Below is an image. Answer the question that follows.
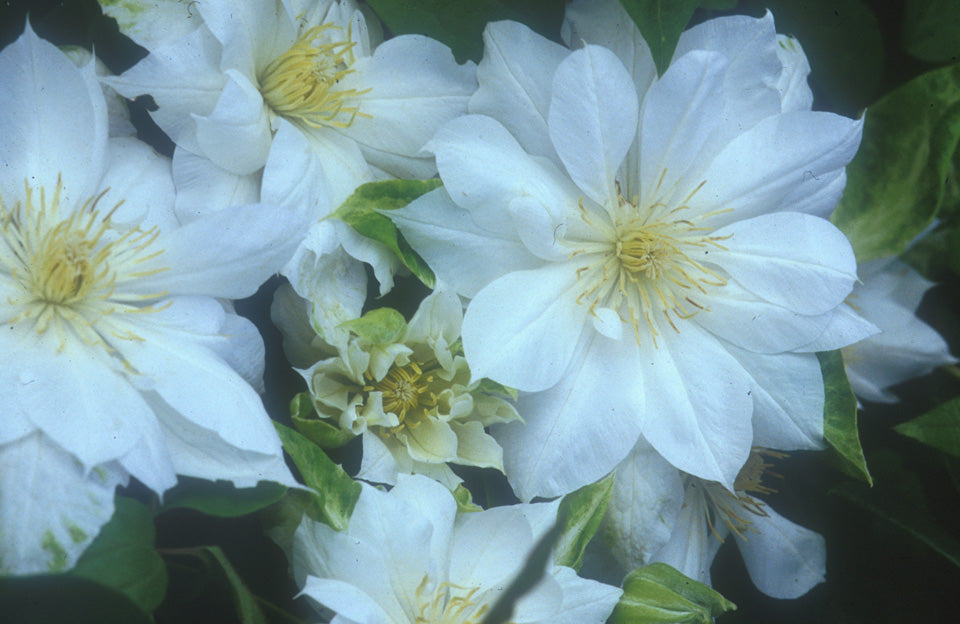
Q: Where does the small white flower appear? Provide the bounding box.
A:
[392,12,875,500]
[843,258,957,402]
[0,24,300,574]
[300,291,520,489]
[604,441,825,599]
[293,474,622,624]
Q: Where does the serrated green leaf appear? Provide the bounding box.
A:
[610,562,736,624]
[334,179,441,287]
[619,0,736,75]
[482,521,564,624]
[831,62,960,261]
[69,497,166,614]
[895,397,960,458]
[553,473,614,570]
[160,477,287,518]
[365,0,564,63]
[832,451,960,569]
[290,392,355,449]
[275,422,361,531]
[903,0,960,63]
[819,351,872,485]
[453,484,482,512]
[197,546,267,624]
[339,307,408,345]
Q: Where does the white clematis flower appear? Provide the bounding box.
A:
[293,474,622,624]
[391,12,874,500]
[604,441,825,599]
[843,258,956,402]
[299,291,520,489]
[0,25,300,574]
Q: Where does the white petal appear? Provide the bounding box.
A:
[105,25,225,155]
[700,111,864,226]
[391,187,543,299]
[722,344,825,450]
[172,148,259,223]
[450,506,534,591]
[99,0,199,51]
[652,489,722,587]
[736,504,826,599]
[561,0,657,97]
[795,303,879,353]
[98,137,177,230]
[193,69,273,175]
[709,212,857,315]
[496,331,645,501]
[0,432,126,575]
[339,35,475,177]
[471,20,570,160]
[195,0,295,76]
[356,431,400,486]
[0,22,107,208]
[392,474,458,566]
[639,323,753,488]
[299,577,394,624]
[603,440,686,571]
[462,262,589,392]
[133,203,304,299]
[550,565,622,624]
[549,45,638,207]
[3,326,158,469]
[775,35,814,112]
[429,115,581,232]
[639,50,727,208]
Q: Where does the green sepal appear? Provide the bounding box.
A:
[553,473,614,571]
[831,61,960,261]
[334,179,440,287]
[339,307,408,345]
[895,397,960,458]
[609,562,736,624]
[619,0,736,76]
[290,392,354,449]
[69,497,167,614]
[819,351,872,485]
[475,377,518,401]
[274,422,362,531]
[453,484,482,512]
[160,477,287,518]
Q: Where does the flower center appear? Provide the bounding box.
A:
[691,448,785,541]
[365,360,438,438]
[1,178,168,348]
[414,576,508,624]
[258,23,370,129]
[571,182,730,347]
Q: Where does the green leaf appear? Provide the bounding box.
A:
[619,0,736,75]
[274,422,362,531]
[553,473,614,571]
[610,563,736,624]
[160,477,287,518]
[453,484,483,512]
[895,397,960,458]
[364,0,564,63]
[0,574,153,624]
[903,0,960,63]
[70,497,167,614]
[901,223,960,280]
[819,351,872,485]
[334,179,441,287]
[481,520,565,624]
[290,392,355,449]
[339,307,408,345]
[197,546,268,624]
[832,451,960,569]
[831,62,960,261]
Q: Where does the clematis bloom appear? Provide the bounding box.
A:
[0,24,299,574]
[392,10,876,500]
